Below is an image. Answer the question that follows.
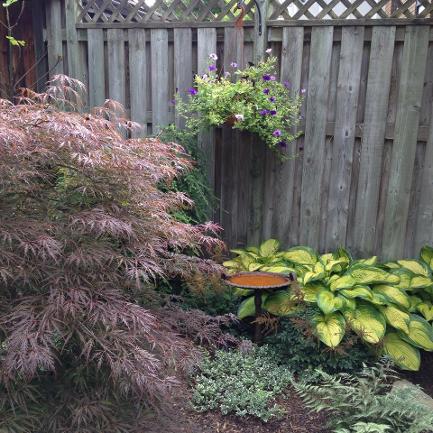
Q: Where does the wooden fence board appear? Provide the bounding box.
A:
[107,29,126,105]
[174,29,193,129]
[354,26,396,257]
[271,27,304,246]
[415,109,433,250]
[382,25,430,260]
[326,26,364,250]
[65,0,80,79]
[46,0,63,75]
[128,29,147,136]
[150,29,169,133]
[300,26,334,249]
[87,29,105,108]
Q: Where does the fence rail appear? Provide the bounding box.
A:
[41,0,433,259]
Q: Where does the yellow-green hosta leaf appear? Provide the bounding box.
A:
[223,259,241,270]
[356,256,378,266]
[420,246,433,271]
[261,265,295,274]
[240,254,256,270]
[325,258,349,274]
[313,312,346,348]
[338,295,356,310]
[263,290,300,316]
[417,302,433,321]
[410,275,433,289]
[248,263,263,272]
[384,262,401,269]
[330,275,357,291]
[369,292,388,306]
[320,253,334,264]
[393,269,412,290]
[230,248,248,256]
[339,286,373,301]
[379,306,410,334]
[372,285,411,310]
[403,315,433,351]
[233,287,254,297]
[317,289,344,315]
[397,260,430,277]
[343,304,386,344]
[237,293,269,319]
[303,270,326,285]
[349,265,400,285]
[301,283,324,302]
[383,332,421,371]
[284,246,318,266]
[259,239,280,257]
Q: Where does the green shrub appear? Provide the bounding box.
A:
[265,311,375,378]
[293,363,433,433]
[191,346,292,421]
[224,239,433,371]
[159,125,214,224]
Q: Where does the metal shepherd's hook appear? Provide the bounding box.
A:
[235,0,263,35]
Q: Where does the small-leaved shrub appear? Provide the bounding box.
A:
[266,311,375,378]
[192,346,292,421]
[293,363,433,433]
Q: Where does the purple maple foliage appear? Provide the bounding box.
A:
[0,76,224,432]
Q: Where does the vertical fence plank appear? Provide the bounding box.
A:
[326,26,364,250]
[221,27,244,245]
[174,29,193,129]
[107,29,126,106]
[354,26,396,257]
[65,0,80,79]
[197,28,217,216]
[151,29,169,134]
[299,26,334,249]
[271,27,304,247]
[46,0,63,76]
[382,26,430,260]
[128,29,147,136]
[415,108,433,250]
[87,29,105,108]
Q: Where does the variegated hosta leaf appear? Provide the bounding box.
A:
[383,332,421,371]
[317,289,345,315]
[260,265,295,274]
[313,312,346,348]
[409,295,423,312]
[339,285,373,301]
[330,275,357,291]
[379,306,410,334]
[263,290,300,316]
[343,304,386,344]
[237,293,269,319]
[372,285,411,310]
[392,269,433,290]
[401,315,433,351]
[355,256,378,266]
[301,283,324,302]
[397,260,430,277]
[324,257,349,274]
[259,238,280,257]
[420,245,433,271]
[232,287,254,297]
[348,264,400,285]
[284,246,318,266]
[417,302,433,321]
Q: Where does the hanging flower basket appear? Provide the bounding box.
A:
[176,52,304,159]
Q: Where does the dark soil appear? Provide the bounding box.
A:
[403,351,433,397]
[148,385,330,433]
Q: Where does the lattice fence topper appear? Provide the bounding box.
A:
[77,0,255,23]
[77,0,433,23]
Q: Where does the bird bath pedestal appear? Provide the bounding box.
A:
[225,271,293,343]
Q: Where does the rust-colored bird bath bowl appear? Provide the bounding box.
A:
[225,271,294,343]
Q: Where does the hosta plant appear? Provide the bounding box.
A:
[224,240,433,371]
[176,53,303,157]
[0,76,223,433]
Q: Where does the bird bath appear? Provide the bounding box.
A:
[225,271,294,343]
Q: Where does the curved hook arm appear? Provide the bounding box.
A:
[236,0,262,35]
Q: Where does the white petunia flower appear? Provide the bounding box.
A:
[234,114,244,121]
[209,53,218,61]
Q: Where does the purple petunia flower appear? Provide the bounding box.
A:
[269,96,276,102]
[270,75,276,81]
[283,81,291,89]
[262,74,271,81]
[230,62,238,68]
[273,129,282,137]
[209,64,217,72]
[188,88,198,96]
[278,140,287,148]
[169,99,176,105]
[263,88,270,95]
[259,109,269,116]
[270,109,277,116]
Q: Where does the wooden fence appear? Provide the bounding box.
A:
[40,0,433,260]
